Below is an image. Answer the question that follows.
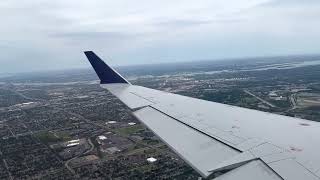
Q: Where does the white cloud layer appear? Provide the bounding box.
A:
[0,0,320,72]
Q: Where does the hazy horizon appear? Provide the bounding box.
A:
[1,53,319,77]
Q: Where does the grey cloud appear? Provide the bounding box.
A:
[153,17,245,29]
[154,19,212,28]
[51,31,140,39]
[258,0,320,7]
[48,31,147,48]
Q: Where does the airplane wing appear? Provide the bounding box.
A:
[84,51,320,180]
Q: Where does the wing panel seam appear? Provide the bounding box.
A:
[148,105,242,153]
[130,92,156,104]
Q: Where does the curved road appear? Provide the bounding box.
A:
[64,138,95,175]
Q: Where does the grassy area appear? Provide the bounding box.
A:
[145,139,160,146]
[133,164,154,173]
[56,131,72,141]
[115,125,145,136]
[34,131,71,143]
[34,131,61,143]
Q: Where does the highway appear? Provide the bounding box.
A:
[244,90,276,108]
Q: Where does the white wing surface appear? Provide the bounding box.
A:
[85,51,320,179]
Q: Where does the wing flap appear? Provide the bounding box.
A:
[133,106,240,177]
[213,160,282,180]
[268,159,319,180]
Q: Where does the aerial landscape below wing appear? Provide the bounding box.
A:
[85,51,320,180]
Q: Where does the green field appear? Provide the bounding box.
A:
[115,125,145,136]
[34,131,71,143]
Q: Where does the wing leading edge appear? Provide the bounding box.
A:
[84,51,320,180]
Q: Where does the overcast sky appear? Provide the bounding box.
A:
[1,0,320,73]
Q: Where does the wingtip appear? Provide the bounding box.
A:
[84,51,129,84]
[84,51,94,56]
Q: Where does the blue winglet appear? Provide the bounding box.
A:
[84,51,129,84]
